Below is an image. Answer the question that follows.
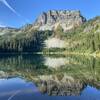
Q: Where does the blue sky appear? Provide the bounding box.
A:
[0,0,100,28]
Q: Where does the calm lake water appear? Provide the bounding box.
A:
[0,54,100,100]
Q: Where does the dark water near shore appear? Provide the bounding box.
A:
[0,54,100,100]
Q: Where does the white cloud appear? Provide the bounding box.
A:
[0,24,6,27]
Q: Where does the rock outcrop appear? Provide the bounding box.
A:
[33,10,86,31]
[34,74,85,96]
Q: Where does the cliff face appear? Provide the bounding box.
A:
[0,10,100,52]
[0,10,86,35]
[33,10,86,31]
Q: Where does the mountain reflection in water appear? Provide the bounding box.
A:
[0,54,99,99]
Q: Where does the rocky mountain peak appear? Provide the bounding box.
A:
[33,10,86,31]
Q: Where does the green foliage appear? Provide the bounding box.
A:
[0,16,100,53]
[54,24,64,38]
[0,30,52,52]
[66,17,100,53]
[43,48,66,53]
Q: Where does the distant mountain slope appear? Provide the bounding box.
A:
[66,16,100,53]
[0,10,100,53]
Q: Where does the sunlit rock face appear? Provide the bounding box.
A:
[44,38,66,48]
[33,10,86,31]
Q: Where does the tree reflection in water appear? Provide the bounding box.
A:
[0,54,99,96]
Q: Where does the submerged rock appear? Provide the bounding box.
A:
[0,71,7,78]
[35,74,85,96]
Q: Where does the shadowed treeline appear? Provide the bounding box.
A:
[0,30,52,52]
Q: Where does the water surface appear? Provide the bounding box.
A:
[0,54,100,100]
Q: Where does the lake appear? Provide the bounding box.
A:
[0,54,100,100]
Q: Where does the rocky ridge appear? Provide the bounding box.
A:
[33,10,86,31]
